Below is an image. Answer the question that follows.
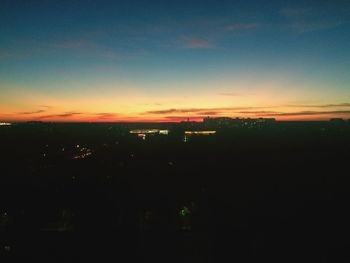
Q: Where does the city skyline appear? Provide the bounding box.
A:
[1,0,350,122]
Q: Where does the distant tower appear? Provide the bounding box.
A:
[187,117,190,122]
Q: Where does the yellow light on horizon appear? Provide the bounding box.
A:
[159,130,169,135]
[130,129,159,134]
[184,131,216,135]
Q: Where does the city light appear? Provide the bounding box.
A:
[179,206,191,217]
[159,130,169,135]
[183,135,188,142]
[0,122,11,126]
[72,147,92,160]
[138,134,146,140]
[184,131,216,135]
[130,129,159,134]
[130,129,169,135]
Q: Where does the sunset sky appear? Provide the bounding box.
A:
[1,0,350,122]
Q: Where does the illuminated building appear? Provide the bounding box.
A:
[130,129,169,135]
[183,131,216,142]
[159,130,169,135]
[203,117,276,127]
[0,122,11,126]
[129,129,160,134]
[184,131,216,135]
[203,117,232,126]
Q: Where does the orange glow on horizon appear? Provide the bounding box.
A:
[1,114,349,123]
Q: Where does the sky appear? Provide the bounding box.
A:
[1,0,350,122]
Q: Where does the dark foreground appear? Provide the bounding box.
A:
[1,121,350,262]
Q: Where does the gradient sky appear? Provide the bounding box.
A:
[1,0,350,122]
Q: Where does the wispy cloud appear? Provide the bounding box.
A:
[183,37,212,49]
[145,106,269,115]
[260,110,350,117]
[163,115,207,121]
[39,105,52,109]
[237,111,281,115]
[279,7,346,33]
[17,110,46,115]
[286,103,350,108]
[280,8,309,18]
[289,21,343,33]
[31,111,120,120]
[39,112,83,119]
[144,103,350,118]
[153,110,350,121]
[146,108,188,114]
[197,111,221,116]
[225,23,258,31]
[94,113,119,119]
[1,37,121,61]
[49,39,120,59]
